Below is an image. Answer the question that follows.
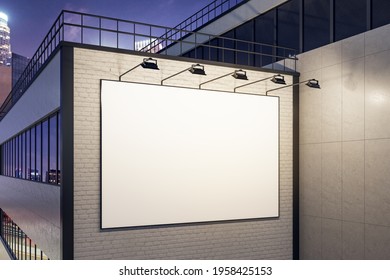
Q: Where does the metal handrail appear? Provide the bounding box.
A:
[0,10,298,121]
[153,0,249,52]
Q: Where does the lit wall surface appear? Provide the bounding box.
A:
[101,81,279,229]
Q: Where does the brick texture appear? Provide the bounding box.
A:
[73,48,293,259]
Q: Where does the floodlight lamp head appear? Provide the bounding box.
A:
[232,69,248,80]
[189,64,206,75]
[271,74,286,85]
[306,79,320,89]
[141,57,159,70]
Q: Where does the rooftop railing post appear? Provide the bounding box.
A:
[117,20,120,49]
[0,9,299,121]
[99,17,102,46]
[195,33,197,59]
[180,29,183,56]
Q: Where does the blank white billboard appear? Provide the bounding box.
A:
[101,80,279,229]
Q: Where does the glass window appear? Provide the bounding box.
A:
[254,10,276,67]
[8,141,10,176]
[5,144,7,175]
[335,0,366,41]
[304,0,330,51]
[12,139,15,177]
[372,0,390,29]
[42,121,49,183]
[195,46,204,60]
[277,0,300,57]
[30,127,35,180]
[221,30,235,64]
[26,131,30,180]
[21,133,25,179]
[1,145,4,175]
[6,143,8,175]
[36,124,41,182]
[209,38,219,62]
[58,113,61,185]
[49,115,57,184]
[0,112,60,184]
[16,137,19,178]
[19,135,23,178]
[235,21,254,66]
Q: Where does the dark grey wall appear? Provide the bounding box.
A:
[0,177,61,259]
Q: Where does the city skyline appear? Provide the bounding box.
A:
[0,0,212,58]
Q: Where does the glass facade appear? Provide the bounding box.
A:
[372,0,390,29]
[254,10,276,66]
[303,0,330,52]
[0,111,61,185]
[0,209,49,260]
[11,53,30,87]
[277,0,300,56]
[182,0,390,64]
[335,0,367,41]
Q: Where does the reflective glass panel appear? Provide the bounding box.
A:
[277,0,300,57]
[42,120,49,183]
[36,124,41,182]
[254,10,276,67]
[304,0,330,51]
[372,0,390,29]
[335,0,366,41]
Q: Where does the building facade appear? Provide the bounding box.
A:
[0,65,11,106]
[176,0,390,259]
[0,12,11,66]
[1,0,390,260]
[11,53,30,87]
[0,12,11,107]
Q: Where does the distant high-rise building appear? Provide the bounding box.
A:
[0,11,11,107]
[0,11,11,66]
[0,64,11,106]
[12,53,30,87]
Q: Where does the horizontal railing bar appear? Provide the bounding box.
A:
[0,9,298,121]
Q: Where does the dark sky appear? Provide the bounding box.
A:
[0,0,213,57]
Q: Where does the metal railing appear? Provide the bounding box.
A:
[0,10,297,121]
[174,0,247,32]
[141,0,248,53]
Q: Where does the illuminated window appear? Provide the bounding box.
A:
[0,111,60,185]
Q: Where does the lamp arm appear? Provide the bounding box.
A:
[119,63,142,81]
[265,79,312,95]
[199,72,234,89]
[161,67,191,85]
[234,76,274,92]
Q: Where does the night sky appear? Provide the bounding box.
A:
[0,0,213,57]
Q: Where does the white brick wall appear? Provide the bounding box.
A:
[73,48,293,259]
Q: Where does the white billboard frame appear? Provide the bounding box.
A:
[101,80,280,229]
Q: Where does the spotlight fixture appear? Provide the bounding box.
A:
[141,57,159,70]
[232,69,248,80]
[271,74,286,85]
[266,79,320,96]
[306,79,320,89]
[119,57,159,81]
[189,64,206,75]
[161,64,206,85]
